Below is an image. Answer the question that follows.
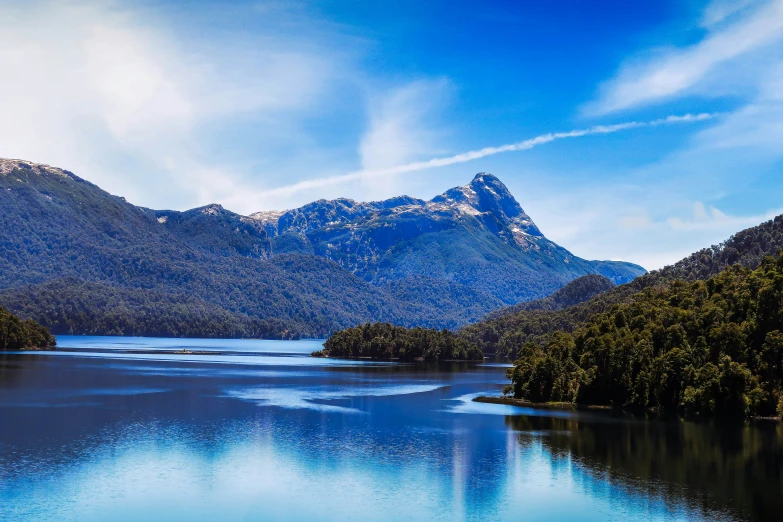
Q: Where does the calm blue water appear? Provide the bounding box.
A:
[1,336,781,521]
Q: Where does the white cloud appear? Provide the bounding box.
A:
[701,0,755,28]
[0,0,341,209]
[356,80,452,198]
[526,185,782,271]
[666,201,780,231]
[587,0,783,114]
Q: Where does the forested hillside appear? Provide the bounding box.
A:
[485,274,616,319]
[461,214,783,356]
[507,255,783,418]
[0,305,54,350]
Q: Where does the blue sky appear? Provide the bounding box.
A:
[1,0,782,269]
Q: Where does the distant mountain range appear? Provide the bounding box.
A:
[0,158,644,337]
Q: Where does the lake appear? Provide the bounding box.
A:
[1,336,781,521]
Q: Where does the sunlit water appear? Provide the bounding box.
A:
[1,336,781,521]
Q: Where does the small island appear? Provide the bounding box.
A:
[315,322,483,361]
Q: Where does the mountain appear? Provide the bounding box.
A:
[460,213,783,356]
[0,158,644,337]
[248,172,644,303]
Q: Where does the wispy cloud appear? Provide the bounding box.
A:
[0,0,346,209]
[356,79,452,199]
[666,201,782,231]
[587,0,783,114]
[700,0,755,28]
[359,80,451,172]
[246,113,713,204]
[526,183,783,271]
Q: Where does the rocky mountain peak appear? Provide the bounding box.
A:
[432,173,543,239]
[467,172,524,218]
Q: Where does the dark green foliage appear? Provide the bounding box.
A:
[322,322,483,361]
[462,215,783,356]
[0,305,54,350]
[507,256,783,418]
[0,278,301,339]
[382,276,504,329]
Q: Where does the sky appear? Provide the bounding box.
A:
[1,0,782,270]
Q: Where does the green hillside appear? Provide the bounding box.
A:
[461,215,783,356]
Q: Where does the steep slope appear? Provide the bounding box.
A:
[251,173,645,304]
[461,214,783,356]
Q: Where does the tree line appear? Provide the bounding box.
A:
[319,322,483,361]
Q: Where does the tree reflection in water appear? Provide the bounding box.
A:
[506,414,783,522]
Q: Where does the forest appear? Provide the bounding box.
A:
[506,255,783,418]
[0,305,55,350]
[318,322,483,361]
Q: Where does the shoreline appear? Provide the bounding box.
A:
[473,396,783,421]
[473,396,612,411]
[311,353,484,363]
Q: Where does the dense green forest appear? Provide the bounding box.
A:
[319,322,483,361]
[461,214,783,356]
[0,305,55,350]
[506,255,783,418]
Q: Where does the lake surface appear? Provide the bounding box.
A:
[1,336,781,521]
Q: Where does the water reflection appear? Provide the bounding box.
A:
[506,415,783,522]
[0,337,781,521]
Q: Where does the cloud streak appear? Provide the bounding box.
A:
[254,113,714,201]
[588,0,783,114]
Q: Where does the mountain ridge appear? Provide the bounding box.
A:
[0,157,645,337]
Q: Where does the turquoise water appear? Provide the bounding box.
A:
[1,336,780,521]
